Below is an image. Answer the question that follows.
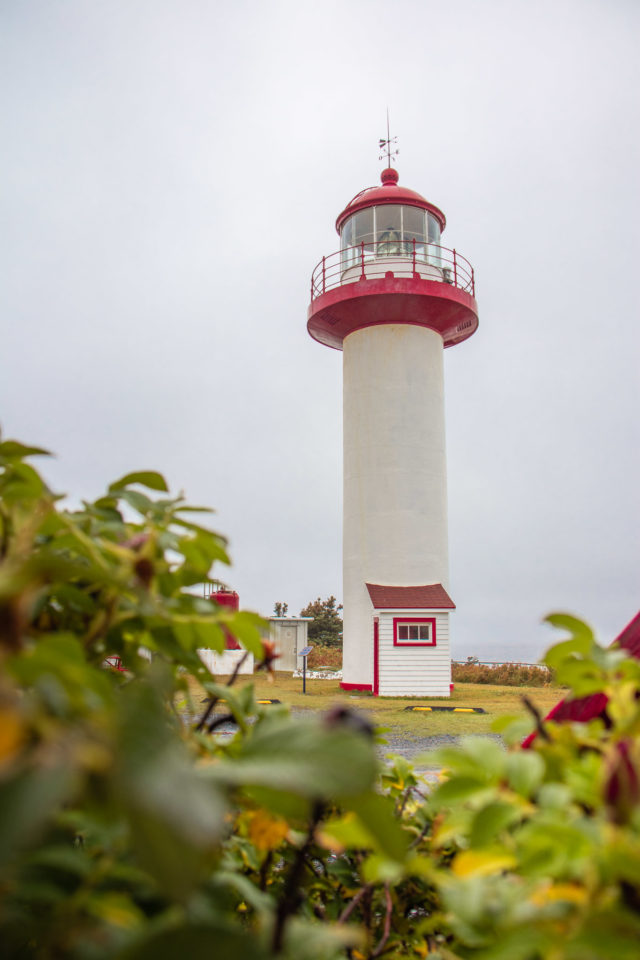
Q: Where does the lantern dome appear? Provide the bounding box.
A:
[336,168,446,233]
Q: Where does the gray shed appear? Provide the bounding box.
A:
[269,617,313,671]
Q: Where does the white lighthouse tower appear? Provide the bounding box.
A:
[307,157,478,697]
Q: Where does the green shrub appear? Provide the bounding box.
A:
[306,643,342,671]
[2,435,639,959]
[452,660,553,686]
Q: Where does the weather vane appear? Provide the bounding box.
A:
[378,109,399,166]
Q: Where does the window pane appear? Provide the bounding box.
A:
[403,206,426,241]
[427,214,442,267]
[409,625,419,640]
[427,213,440,245]
[376,205,403,255]
[419,625,431,640]
[341,217,354,248]
[398,625,408,640]
[353,209,374,247]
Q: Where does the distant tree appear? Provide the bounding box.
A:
[300,595,343,648]
[273,601,288,616]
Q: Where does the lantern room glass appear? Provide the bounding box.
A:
[340,205,440,264]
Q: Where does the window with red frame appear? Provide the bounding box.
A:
[393,617,436,647]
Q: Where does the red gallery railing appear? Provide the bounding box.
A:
[310,240,475,301]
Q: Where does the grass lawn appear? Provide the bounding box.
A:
[187,671,563,740]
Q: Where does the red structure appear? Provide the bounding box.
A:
[208,586,240,650]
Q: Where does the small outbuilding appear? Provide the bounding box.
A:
[365,583,455,697]
[269,617,313,672]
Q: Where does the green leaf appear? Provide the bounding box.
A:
[193,619,226,653]
[118,488,155,516]
[451,847,517,878]
[114,677,228,899]
[424,737,506,784]
[429,776,494,809]
[536,783,572,810]
[109,471,169,493]
[283,916,362,960]
[0,462,46,502]
[179,530,230,575]
[552,657,607,696]
[543,615,595,671]
[26,843,92,878]
[242,785,312,822]
[224,612,267,658]
[321,812,375,851]
[0,440,50,461]
[50,583,97,615]
[211,869,275,912]
[172,620,198,651]
[209,716,377,800]
[122,924,269,960]
[464,926,549,960]
[361,852,404,884]
[350,791,409,861]
[469,802,520,847]
[505,751,545,797]
[491,714,534,746]
[0,767,72,867]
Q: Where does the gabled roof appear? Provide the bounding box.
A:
[365,583,455,610]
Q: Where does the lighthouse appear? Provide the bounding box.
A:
[307,157,478,697]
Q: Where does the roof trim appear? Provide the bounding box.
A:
[365,583,455,610]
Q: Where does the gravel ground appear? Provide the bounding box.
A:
[377,732,504,764]
[189,702,504,768]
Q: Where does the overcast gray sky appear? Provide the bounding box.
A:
[2,0,638,661]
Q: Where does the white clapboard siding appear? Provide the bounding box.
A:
[198,649,255,676]
[377,609,451,697]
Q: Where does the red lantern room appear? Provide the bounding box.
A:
[307,167,479,350]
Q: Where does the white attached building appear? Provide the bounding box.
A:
[367,584,455,697]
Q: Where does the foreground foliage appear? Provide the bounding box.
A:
[1,436,639,959]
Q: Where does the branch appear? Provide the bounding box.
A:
[0,504,11,561]
[396,785,413,817]
[409,819,432,850]
[370,884,393,959]
[84,594,118,649]
[207,712,235,733]
[259,849,273,892]
[522,695,551,742]
[228,649,249,686]
[338,884,373,924]
[271,800,323,953]
[195,650,249,732]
